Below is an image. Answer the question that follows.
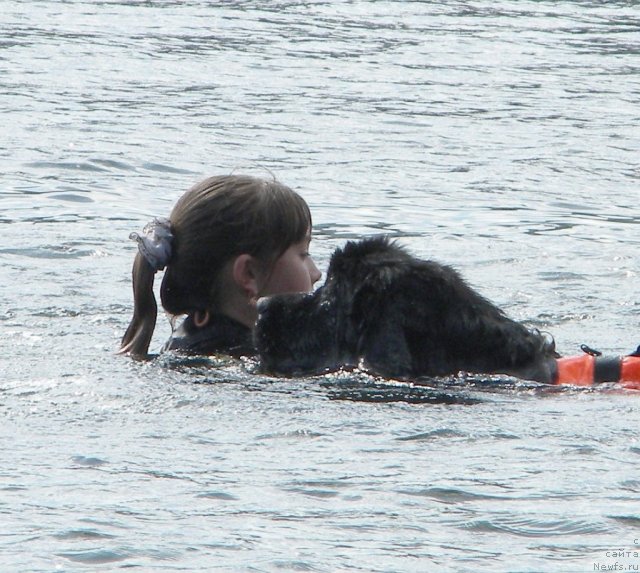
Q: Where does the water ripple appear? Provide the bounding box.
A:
[197,491,238,501]
[398,487,508,502]
[53,529,117,541]
[57,549,130,565]
[71,456,108,467]
[3,2,640,572]
[460,515,612,537]
[396,429,468,442]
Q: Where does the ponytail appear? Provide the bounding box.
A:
[119,218,174,357]
[119,253,158,357]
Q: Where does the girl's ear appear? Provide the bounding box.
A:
[232,254,260,301]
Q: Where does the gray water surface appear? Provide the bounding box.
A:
[2,1,640,571]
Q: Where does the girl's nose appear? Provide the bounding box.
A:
[310,259,322,285]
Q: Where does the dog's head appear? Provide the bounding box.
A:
[254,237,411,376]
[254,289,342,375]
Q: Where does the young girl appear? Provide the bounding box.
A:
[120,174,322,357]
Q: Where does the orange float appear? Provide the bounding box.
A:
[553,347,640,390]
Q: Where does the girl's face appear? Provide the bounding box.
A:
[260,233,321,296]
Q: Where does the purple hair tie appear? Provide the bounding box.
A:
[130,217,173,271]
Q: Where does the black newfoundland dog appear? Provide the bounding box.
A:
[255,237,558,383]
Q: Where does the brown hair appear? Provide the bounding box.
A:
[120,174,312,357]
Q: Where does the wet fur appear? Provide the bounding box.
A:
[255,237,557,382]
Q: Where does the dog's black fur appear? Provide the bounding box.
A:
[255,237,558,382]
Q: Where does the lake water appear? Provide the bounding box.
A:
[2,1,640,571]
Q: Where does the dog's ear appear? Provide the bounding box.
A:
[359,322,414,378]
[349,283,414,378]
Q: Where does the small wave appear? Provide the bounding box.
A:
[53,528,117,540]
[197,491,238,501]
[620,480,640,492]
[271,559,324,571]
[24,157,138,173]
[256,429,325,441]
[90,158,137,171]
[281,486,341,499]
[25,160,110,173]
[33,307,81,318]
[396,429,467,442]
[398,486,507,502]
[57,549,129,565]
[323,377,485,405]
[460,515,612,537]
[281,477,355,500]
[141,161,194,174]
[71,455,108,467]
[48,192,94,203]
[608,515,640,529]
[288,478,353,490]
[0,245,96,260]
[1,484,27,492]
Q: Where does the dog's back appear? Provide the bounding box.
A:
[337,237,557,381]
